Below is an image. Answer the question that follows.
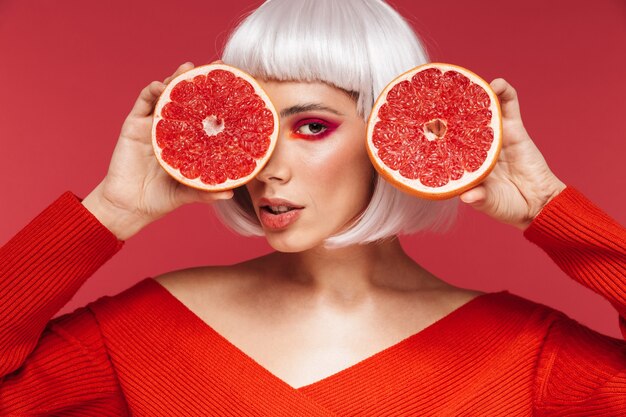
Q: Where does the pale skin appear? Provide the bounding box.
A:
[82,62,566,389]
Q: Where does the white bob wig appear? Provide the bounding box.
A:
[212,0,459,248]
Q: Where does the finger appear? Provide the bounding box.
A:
[210,59,224,65]
[490,78,522,121]
[459,185,487,205]
[197,188,234,202]
[459,183,502,221]
[177,186,234,205]
[128,81,166,118]
[163,61,194,85]
[128,62,195,118]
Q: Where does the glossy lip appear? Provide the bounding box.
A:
[257,197,305,230]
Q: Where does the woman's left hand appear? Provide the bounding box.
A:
[459,78,566,231]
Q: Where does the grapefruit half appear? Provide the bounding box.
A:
[152,64,279,191]
[366,63,502,200]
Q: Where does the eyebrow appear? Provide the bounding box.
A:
[279,103,344,118]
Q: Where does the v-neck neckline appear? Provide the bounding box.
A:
[146,277,504,392]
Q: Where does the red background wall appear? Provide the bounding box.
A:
[1,0,624,338]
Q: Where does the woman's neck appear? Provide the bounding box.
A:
[261,237,440,305]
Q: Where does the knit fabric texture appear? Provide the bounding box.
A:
[1,187,624,416]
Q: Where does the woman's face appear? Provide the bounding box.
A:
[245,80,374,252]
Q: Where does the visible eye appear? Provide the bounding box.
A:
[298,122,326,135]
[292,118,336,140]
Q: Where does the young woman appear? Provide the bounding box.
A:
[1,0,624,415]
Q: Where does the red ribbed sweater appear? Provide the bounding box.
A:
[0,187,625,416]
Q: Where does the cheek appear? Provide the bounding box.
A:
[307,139,373,205]
[349,150,376,205]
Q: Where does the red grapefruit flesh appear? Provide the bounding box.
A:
[366,63,502,200]
[152,64,278,191]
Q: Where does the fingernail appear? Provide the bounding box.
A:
[460,194,475,204]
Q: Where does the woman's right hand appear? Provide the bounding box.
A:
[82,61,233,240]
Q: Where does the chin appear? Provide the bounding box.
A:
[264,231,326,253]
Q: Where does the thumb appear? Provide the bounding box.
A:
[459,184,501,218]
[459,185,487,205]
[459,185,496,216]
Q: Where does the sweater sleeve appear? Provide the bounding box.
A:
[0,192,129,415]
[523,186,626,415]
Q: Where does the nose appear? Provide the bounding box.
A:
[254,130,291,184]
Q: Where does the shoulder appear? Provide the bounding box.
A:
[474,291,625,350]
[153,260,265,313]
[154,259,260,290]
[48,305,103,342]
[484,291,567,328]
[434,285,487,309]
[84,259,260,324]
[440,289,567,339]
[154,265,233,295]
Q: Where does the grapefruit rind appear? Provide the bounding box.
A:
[366,62,502,200]
[152,63,279,191]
